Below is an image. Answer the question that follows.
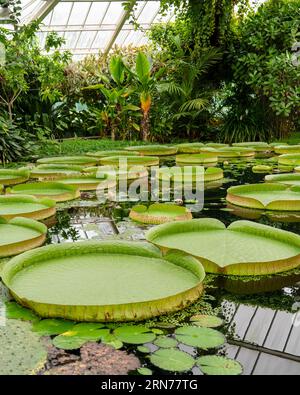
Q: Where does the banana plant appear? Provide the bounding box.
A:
[131,52,165,141]
[83,56,139,140]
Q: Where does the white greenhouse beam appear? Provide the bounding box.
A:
[26,0,60,24]
[104,0,137,55]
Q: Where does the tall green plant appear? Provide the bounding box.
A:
[131,52,165,141]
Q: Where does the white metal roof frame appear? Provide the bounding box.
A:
[17,0,175,59]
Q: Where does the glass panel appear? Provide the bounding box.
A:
[85,2,109,25]
[91,30,114,49]
[76,31,96,49]
[137,2,160,24]
[68,2,91,26]
[102,2,124,25]
[63,31,81,49]
[50,2,73,26]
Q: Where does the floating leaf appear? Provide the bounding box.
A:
[53,328,110,350]
[5,302,38,321]
[174,326,225,349]
[149,348,194,372]
[189,315,224,328]
[197,355,243,375]
[151,328,164,335]
[153,336,178,348]
[32,319,74,336]
[101,333,123,349]
[114,326,156,344]
[138,367,153,375]
[137,345,151,353]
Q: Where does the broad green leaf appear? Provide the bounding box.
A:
[197,355,243,375]
[149,348,194,372]
[32,319,74,336]
[136,52,151,84]
[5,302,38,321]
[153,336,178,348]
[137,367,152,375]
[114,326,156,344]
[174,326,225,349]
[189,315,224,328]
[137,345,151,353]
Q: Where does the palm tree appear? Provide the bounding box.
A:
[158,37,222,136]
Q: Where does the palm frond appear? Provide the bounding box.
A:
[158,82,184,96]
[179,98,208,113]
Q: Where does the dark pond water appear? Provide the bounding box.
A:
[1,155,300,375]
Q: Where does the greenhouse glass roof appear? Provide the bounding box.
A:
[18,1,175,59]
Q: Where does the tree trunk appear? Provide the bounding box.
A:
[141,112,150,142]
[7,102,13,121]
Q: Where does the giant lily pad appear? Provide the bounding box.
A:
[83,165,148,181]
[197,355,243,375]
[37,156,99,166]
[176,153,218,166]
[0,319,47,375]
[233,142,272,152]
[125,145,177,156]
[295,166,300,173]
[226,183,300,211]
[265,173,300,186]
[129,203,192,224]
[0,217,47,258]
[30,164,83,180]
[278,154,300,166]
[174,326,225,349]
[100,155,159,167]
[176,143,204,153]
[201,146,255,158]
[149,348,195,372]
[58,174,116,191]
[252,165,273,173]
[0,168,29,186]
[0,195,56,220]
[205,143,229,148]
[157,166,223,183]
[274,145,300,154]
[146,218,300,275]
[2,241,205,321]
[7,182,80,202]
[86,150,139,158]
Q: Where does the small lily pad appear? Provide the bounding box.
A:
[174,326,225,349]
[189,315,224,328]
[32,319,74,336]
[101,333,123,349]
[53,328,110,350]
[114,326,156,345]
[153,336,178,348]
[197,355,243,375]
[137,345,151,353]
[52,335,87,350]
[138,367,153,375]
[151,328,164,335]
[149,348,195,372]
[5,302,38,321]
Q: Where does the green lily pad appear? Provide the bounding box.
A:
[5,301,38,321]
[189,314,224,328]
[114,326,156,344]
[32,319,74,336]
[0,319,47,374]
[197,355,243,375]
[100,155,159,167]
[0,168,29,186]
[153,335,178,348]
[37,156,99,166]
[265,173,300,186]
[100,333,123,349]
[149,348,195,372]
[137,345,151,353]
[53,328,110,350]
[125,145,177,156]
[2,241,204,321]
[137,367,153,375]
[129,203,192,224]
[174,326,225,349]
